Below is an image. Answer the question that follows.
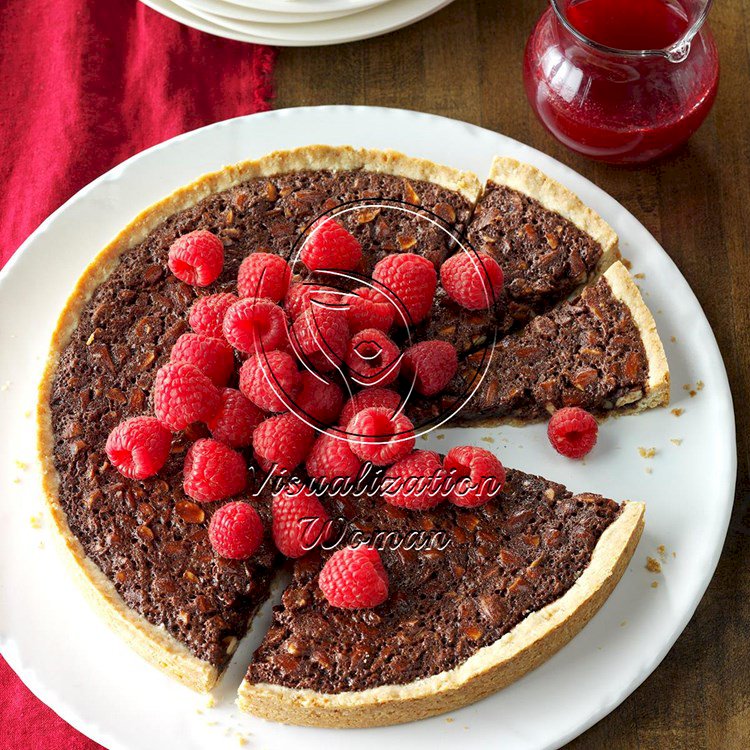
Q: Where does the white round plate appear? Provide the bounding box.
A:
[139,0,455,46]
[0,106,735,750]
[174,0,365,25]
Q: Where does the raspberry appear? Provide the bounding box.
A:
[289,304,349,373]
[223,298,288,355]
[272,482,331,558]
[306,431,362,483]
[105,416,172,480]
[170,333,235,387]
[547,407,598,459]
[237,252,292,302]
[346,287,395,334]
[440,251,504,311]
[239,351,301,413]
[345,407,415,466]
[206,388,264,448]
[444,446,506,508]
[293,371,343,425]
[339,388,401,427]
[318,545,389,609]
[253,413,315,475]
[183,438,247,502]
[346,329,401,387]
[382,450,449,510]
[401,340,458,397]
[189,293,238,338]
[300,217,362,272]
[167,230,224,287]
[153,362,221,431]
[208,501,263,560]
[372,253,437,326]
[284,283,336,320]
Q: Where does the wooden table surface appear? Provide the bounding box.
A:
[275,1,749,747]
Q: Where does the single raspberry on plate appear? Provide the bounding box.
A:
[339,388,401,427]
[189,293,238,339]
[253,412,315,475]
[444,445,506,507]
[440,251,504,311]
[547,407,598,459]
[345,407,415,466]
[153,362,221,431]
[372,253,437,326]
[206,388,264,448]
[306,430,362,483]
[300,217,362,272]
[318,545,389,609]
[401,340,458,397]
[105,416,172,480]
[345,286,395,334]
[293,371,344,425]
[223,297,288,355]
[170,332,235,387]
[183,438,247,502]
[272,481,331,558]
[237,252,292,302]
[284,283,336,320]
[382,450,449,510]
[167,230,224,287]
[289,304,349,373]
[346,328,401,387]
[239,351,301,413]
[208,501,263,560]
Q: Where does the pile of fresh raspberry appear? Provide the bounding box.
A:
[103,222,522,608]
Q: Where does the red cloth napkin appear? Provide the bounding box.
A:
[0,0,276,269]
[0,0,275,747]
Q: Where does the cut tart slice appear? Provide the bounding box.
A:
[411,261,669,425]
[423,156,620,352]
[238,469,644,727]
[37,146,483,691]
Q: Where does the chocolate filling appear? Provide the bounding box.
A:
[246,469,621,692]
[47,165,637,683]
[49,170,471,667]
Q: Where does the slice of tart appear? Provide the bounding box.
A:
[411,261,669,425]
[37,146,483,691]
[423,157,620,352]
[238,469,644,727]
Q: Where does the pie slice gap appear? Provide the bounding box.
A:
[238,469,644,727]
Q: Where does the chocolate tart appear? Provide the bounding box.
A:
[37,145,665,713]
[238,474,644,727]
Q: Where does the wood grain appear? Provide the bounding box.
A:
[274,1,750,746]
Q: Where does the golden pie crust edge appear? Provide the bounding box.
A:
[35,146,483,692]
[603,261,670,410]
[237,501,644,727]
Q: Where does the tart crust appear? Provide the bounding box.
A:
[488,156,620,274]
[36,146,483,692]
[238,501,644,727]
[603,262,670,410]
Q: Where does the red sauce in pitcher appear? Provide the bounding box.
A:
[524,0,719,163]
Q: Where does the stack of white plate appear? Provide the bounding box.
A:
[140,0,455,46]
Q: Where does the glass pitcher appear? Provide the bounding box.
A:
[523,0,719,163]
